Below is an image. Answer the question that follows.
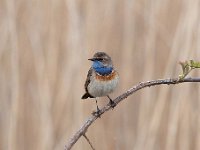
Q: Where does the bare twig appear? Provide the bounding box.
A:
[64,77,200,150]
[83,134,95,150]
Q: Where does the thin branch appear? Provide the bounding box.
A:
[64,77,200,150]
[83,134,95,150]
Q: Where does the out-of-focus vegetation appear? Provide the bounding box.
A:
[0,0,200,150]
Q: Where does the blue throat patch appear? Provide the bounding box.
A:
[92,60,113,75]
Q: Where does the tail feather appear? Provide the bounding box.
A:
[81,93,94,99]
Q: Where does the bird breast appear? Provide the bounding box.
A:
[87,70,119,97]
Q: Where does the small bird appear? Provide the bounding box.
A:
[82,52,119,115]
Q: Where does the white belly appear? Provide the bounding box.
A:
[88,75,119,97]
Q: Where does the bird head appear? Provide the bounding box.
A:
[89,52,113,75]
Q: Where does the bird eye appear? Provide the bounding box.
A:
[97,58,103,61]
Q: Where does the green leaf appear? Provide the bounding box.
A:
[179,60,200,80]
[189,60,200,68]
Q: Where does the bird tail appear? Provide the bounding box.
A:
[81,93,94,99]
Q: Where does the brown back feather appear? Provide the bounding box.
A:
[81,68,94,99]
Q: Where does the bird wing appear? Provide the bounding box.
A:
[81,67,95,99]
[84,67,93,93]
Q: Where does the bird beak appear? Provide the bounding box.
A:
[88,58,96,61]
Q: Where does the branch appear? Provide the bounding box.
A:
[64,77,200,150]
[83,134,95,150]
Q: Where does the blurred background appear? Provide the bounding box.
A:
[0,0,200,150]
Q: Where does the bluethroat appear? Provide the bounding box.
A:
[82,52,119,115]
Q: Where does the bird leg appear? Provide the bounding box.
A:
[92,99,101,117]
[95,99,100,112]
[107,95,116,108]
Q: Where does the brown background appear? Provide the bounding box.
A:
[0,0,200,150]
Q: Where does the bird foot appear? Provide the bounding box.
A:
[109,99,116,109]
[92,107,101,118]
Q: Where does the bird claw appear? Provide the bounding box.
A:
[92,107,101,118]
[109,99,116,109]
[92,110,101,118]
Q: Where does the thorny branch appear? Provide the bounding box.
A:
[64,77,200,150]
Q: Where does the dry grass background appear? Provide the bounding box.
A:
[0,0,200,150]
